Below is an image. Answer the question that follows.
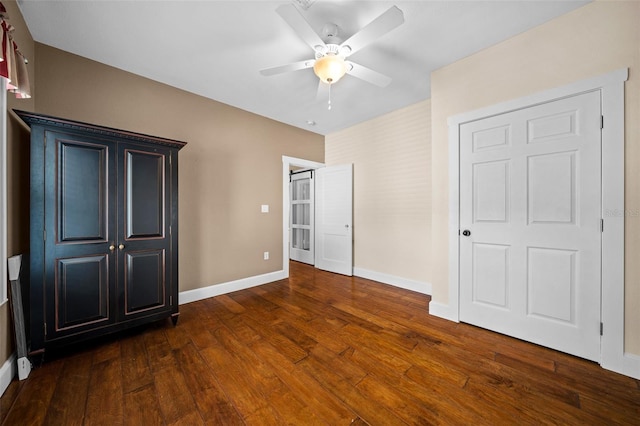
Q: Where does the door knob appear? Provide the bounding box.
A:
[462,230,471,237]
[118,244,125,250]
[109,245,115,251]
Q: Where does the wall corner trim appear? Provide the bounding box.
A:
[428,301,459,323]
[0,352,16,398]
[178,270,287,305]
[353,267,431,295]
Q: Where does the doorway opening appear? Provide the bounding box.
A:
[281,156,324,278]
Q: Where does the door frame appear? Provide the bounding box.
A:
[282,156,324,278]
[0,79,6,307]
[439,68,634,377]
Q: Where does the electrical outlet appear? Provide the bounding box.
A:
[261,204,269,213]
[263,251,269,260]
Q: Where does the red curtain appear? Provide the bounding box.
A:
[0,2,30,99]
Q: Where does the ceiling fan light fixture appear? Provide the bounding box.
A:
[313,54,347,84]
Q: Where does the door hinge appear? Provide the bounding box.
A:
[43,229,46,241]
[601,115,604,129]
[600,322,604,336]
[170,295,173,305]
[169,225,172,236]
[44,322,47,336]
[601,218,604,232]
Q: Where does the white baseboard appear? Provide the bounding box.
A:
[601,353,640,379]
[428,300,459,322]
[353,267,431,295]
[179,270,287,305]
[619,352,640,380]
[0,352,15,398]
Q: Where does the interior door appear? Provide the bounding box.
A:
[290,170,314,265]
[315,164,353,276]
[117,143,173,321]
[459,91,602,361]
[43,131,117,339]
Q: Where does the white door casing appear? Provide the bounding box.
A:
[459,91,602,361]
[289,170,314,265]
[315,164,353,276]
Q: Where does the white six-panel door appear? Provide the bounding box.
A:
[459,91,602,361]
[315,164,353,276]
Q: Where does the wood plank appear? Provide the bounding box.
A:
[121,333,154,393]
[248,338,357,424]
[199,339,271,419]
[1,358,63,426]
[123,384,164,426]
[174,342,243,424]
[84,358,124,426]
[43,353,92,425]
[0,378,24,424]
[154,359,200,424]
[144,323,178,372]
[298,355,407,425]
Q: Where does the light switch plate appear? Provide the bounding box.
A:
[261,204,269,213]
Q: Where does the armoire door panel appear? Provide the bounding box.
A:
[124,249,166,315]
[54,255,111,331]
[57,139,109,243]
[125,149,165,240]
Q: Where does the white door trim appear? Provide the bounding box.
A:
[282,156,324,278]
[437,68,637,378]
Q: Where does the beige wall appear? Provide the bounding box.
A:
[33,44,324,291]
[326,100,431,285]
[430,1,640,354]
[1,0,35,375]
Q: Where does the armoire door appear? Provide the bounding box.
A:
[43,131,117,340]
[116,143,174,321]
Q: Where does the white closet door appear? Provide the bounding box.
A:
[315,164,353,276]
[459,90,602,361]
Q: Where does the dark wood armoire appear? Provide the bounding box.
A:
[15,110,186,361]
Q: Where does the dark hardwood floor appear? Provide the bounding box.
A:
[1,261,639,425]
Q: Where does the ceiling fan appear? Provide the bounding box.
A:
[260,4,404,108]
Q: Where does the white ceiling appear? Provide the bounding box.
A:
[18,0,589,135]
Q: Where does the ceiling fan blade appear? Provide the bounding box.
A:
[260,60,314,76]
[340,6,404,56]
[316,81,330,102]
[346,61,392,87]
[276,4,326,52]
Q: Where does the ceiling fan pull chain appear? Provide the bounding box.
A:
[328,84,332,110]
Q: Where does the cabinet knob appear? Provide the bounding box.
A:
[118,244,125,250]
[109,245,115,251]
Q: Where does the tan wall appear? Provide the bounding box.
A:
[326,100,431,285]
[430,1,640,354]
[1,0,35,374]
[33,44,324,292]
